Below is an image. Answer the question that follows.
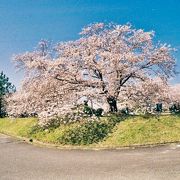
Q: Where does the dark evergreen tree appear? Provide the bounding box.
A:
[0,72,16,117]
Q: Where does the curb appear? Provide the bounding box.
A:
[0,132,179,151]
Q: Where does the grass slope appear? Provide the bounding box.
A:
[0,118,36,137]
[0,115,180,147]
[98,115,180,147]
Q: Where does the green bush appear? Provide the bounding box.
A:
[83,105,94,116]
[83,105,104,117]
[58,115,124,145]
[58,121,110,145]
[28,124,44,135]
[94,108,104,117]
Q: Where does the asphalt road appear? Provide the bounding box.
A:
[0,134,180,180]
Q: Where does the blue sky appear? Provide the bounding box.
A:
[0,0,179,87]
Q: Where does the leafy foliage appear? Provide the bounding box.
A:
[0,72,16,117]
[94,108,104,117]
[83,105,94,116]
[83,105,104,117]
[58,115,124,145]
[58,121,111,145]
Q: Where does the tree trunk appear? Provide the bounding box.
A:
[107,96,118,112]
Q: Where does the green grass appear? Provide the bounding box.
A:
[98,115,180,147]
[0,115,180,148]
[0,118,37,137]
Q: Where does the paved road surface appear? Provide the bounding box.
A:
[0,134,180,180]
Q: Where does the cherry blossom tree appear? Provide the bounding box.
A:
[167,84,180,112]
[169,84,180,102]
[119,78,170,113]
[9,23,176,125]
[53,23,176,111]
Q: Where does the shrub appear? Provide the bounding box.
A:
[58,120,111,145]
[83,105,104,117]
[94,108,104,117]
[28,124,44,135]
[83,105,94,116]
[58,115,124,145]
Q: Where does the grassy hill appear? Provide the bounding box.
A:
[0,114,179,148]
[98,115,180,147]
